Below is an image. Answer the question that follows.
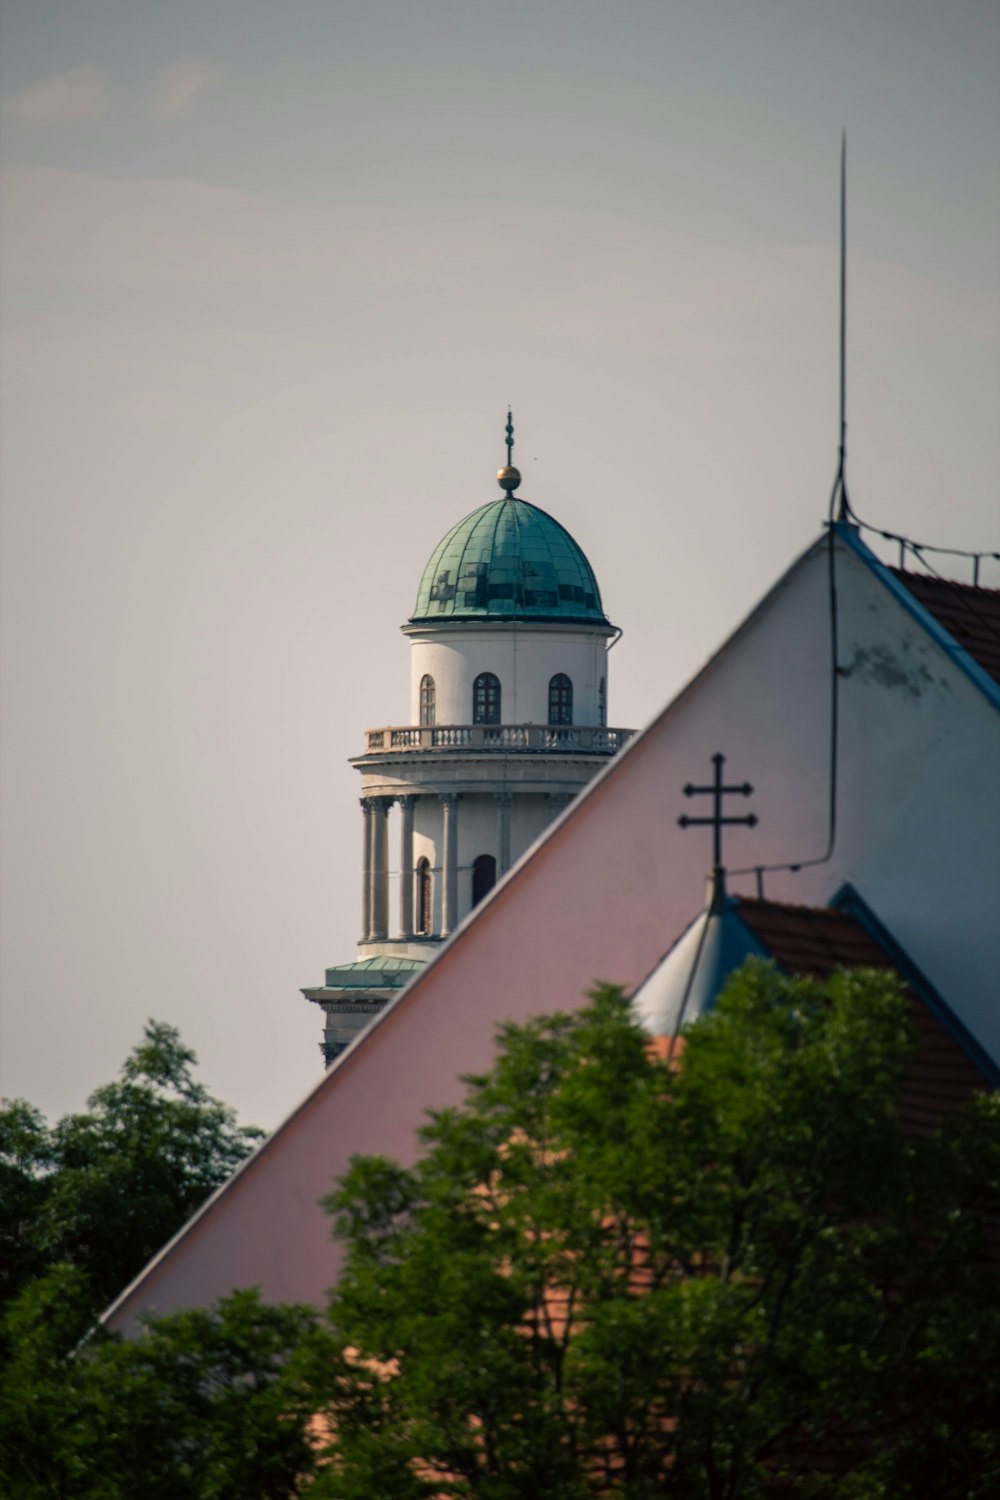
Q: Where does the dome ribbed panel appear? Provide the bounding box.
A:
[411,498,607,624]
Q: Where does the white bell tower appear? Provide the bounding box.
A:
[303,416,634,1063]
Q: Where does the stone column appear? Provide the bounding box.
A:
[370,796,394,941]
[547,791,574,819]
[495,791,513,875]
[398,795,416,938]
[440,793,460,936]
[360,797,375,940]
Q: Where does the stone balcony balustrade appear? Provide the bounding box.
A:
[362,723,635,755]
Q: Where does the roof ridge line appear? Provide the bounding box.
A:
[734,895,844,915]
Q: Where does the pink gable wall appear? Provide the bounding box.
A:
[105,534,1000,1330]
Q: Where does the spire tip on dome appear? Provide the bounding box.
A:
[497,408,521,493]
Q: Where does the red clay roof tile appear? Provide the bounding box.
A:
[735,898,991,1134]
[890,569,1000,687]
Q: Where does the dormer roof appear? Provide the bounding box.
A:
[633,884,998,1129]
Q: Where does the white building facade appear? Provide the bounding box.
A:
[302,431,633,1062]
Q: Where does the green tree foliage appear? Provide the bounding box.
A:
[0,1020,263,1316]
[0,1100,53,1310]
[0,1273,322,1500]
[0,1265,100,1497]
[0,1023,309,1500]
[316,966,1000,1499]
[2,975,998,1499]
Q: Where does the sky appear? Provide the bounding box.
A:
[1,0,998,1132]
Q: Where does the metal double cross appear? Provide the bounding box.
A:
[678,752,758,871]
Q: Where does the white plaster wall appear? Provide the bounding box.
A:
[405,623,613,726]
[819,551,1000,1033]
[105,533,1000,1332]
[511,794,560,864]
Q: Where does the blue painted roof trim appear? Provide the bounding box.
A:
[831,882,1000,1087]
[835,522,1000,715]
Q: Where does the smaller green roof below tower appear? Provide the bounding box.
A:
[323,955,426,991]
[411,495,609,625]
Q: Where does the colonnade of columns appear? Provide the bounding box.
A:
[359,789,573,943]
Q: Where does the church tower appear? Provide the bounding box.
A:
[303,417,634,1063]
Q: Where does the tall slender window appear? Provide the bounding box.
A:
[416,857,432,935]
[548,673,573,726]
[419,674,436,727]
[471,853,496,906]
[598,676,607,728]
[473,672,501,725]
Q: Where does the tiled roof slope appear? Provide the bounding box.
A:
[890,569,1000,687]
[735,898,992,1135]
[737,900,885,976]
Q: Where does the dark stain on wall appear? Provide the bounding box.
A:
[842,640,941,701]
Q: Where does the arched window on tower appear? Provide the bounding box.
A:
[548,673,573,726]
[415,857,433,935]
[472,854,496,907]
[419,674,436,727]
[473,672,501,725]
[598,676,607,728]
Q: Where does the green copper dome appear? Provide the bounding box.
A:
[411,496,608,625]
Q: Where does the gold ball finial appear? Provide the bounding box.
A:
[497,465,521,493]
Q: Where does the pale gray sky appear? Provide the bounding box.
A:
[2,0,998,1130]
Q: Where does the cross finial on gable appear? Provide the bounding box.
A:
[678,753,758,904]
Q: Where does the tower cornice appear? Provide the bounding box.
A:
[401,618,618,641]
